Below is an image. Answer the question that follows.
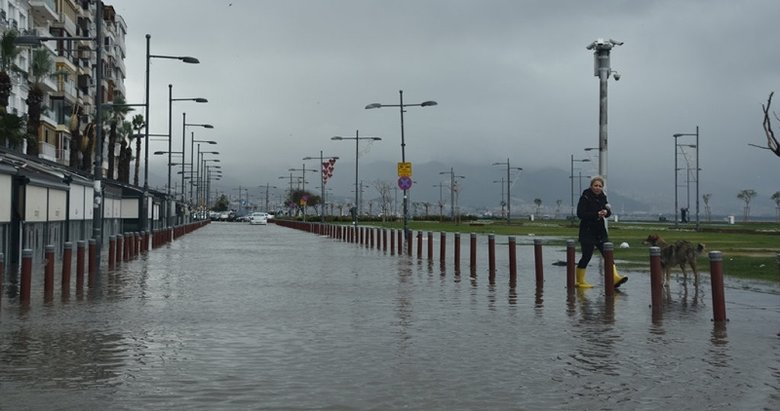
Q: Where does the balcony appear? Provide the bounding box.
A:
[29,0,58,23]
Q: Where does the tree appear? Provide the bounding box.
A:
[25,48,54,156]
[373,180,394,222]
[68,105,84,167]
[771,191,780,222]
[117,120,133,183]
[534,198,542,216]
[130,114,145,186]
[555,199,562,219]
[288,189,320,216]
[213,194,230,211]
[0,111,26,149]
[753,91,780,157]
[0,29,20,114]
[105,96,133,180]
[702,193,712,222]
[737,189,757,222]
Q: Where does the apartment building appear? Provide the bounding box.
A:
[1,0,126,175]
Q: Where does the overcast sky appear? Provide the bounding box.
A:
[114,0,780,214]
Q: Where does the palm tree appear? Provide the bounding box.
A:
[117,120,133,183]
[534,198,542,216]
[25,48,54,156]
[0,29,20,114]
[0,109,26,148]
[130,114,145,186]
[771,191,780,222]
[105,96,133,180]
[737,189,757,222]
[702,193,712,222]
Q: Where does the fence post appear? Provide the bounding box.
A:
[534,239,544,287]
[21,249,32,305]
[488,234,496,284]
[650,246,664,321]
[709,251,728,322]
[509,236,517,287]
[603,242,615,297]
[470,233,477,278]
[566,240,576,290]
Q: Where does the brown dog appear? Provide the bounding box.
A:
[643,234,706,284]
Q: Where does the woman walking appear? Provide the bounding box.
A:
[576,176,628,289]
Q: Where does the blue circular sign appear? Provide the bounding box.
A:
[398,176,413,190]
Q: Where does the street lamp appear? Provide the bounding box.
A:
[439,168,465,223]
[569,155,591,217]
[188,127,216,202]
[303,152,340,222]
[331,130,381,226]
[491,179,504,219]
[168,85,208,206]
[673,126,700,230]
[365,90,437,248]
[586,38,622,184]
[433,183,447,222]
[492,158,522,224]
[258,184,278,213]
[144,34,199,233]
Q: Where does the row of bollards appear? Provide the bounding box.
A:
[277,220,731,323]
[12,220,210,306]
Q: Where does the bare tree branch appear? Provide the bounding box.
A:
[757,91,780,156]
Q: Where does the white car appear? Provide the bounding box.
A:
[249,212,268,225]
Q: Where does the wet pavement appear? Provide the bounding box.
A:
[1,222,778,410]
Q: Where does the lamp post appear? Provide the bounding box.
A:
[492,158,522,224]
[366,90,437,244]
[303,152,340,222]
[144,34,199,234]
[331,130,381,226]
[673,126,700,231]
[168,86,207,205]
[569,155,591,217]
[586,38,622,185]
[491,179,504,219]
[185,118,215,202]
[433,183,446,222]
[258,184,278,213]
[439,168,465,223]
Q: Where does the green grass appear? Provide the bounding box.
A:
[357,218,780,282]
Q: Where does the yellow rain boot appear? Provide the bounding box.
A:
[613,264,628,289]
[575,267,593,288]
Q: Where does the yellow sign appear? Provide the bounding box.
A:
[397,162,412,177]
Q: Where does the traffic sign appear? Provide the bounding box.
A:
[397,162,412,177]
[398,176,413,190]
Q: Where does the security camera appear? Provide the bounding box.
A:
[612,72,621,81]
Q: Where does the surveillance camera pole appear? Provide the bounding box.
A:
[586,38,622,186]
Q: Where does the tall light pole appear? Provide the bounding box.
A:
[258,183,278,213]
[331,130,381,226]
[167,85,207,226]
[303,152,340,222]
[439,168,465,223]
[492,179,505,219]
[569,155,591,217]
[187,126,216,201]
[492,158,522,224]
[144,34,199,233]
[433,183,446,222]
[586,38,622,185]
[674,126,700,231]
[366,90,437,245]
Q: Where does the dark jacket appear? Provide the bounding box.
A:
[577,188,611,243]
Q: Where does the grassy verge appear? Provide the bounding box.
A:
[359,218,780,283]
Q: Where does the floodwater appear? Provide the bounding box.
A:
[1,222,778,410]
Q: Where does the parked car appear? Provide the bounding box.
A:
[249,212,268,225]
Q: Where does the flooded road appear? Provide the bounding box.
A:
[1,222,778,410]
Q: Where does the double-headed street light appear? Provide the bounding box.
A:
[570,155,591,217]
[492,158,522,224]
[258,184,278,213]
[331,130,381,226]
[365,90,437,247]
[439,168,465,223]
[303,152,340,222]
[188,129,216,201]
[673,126,700,231]
[168,85,208,204]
